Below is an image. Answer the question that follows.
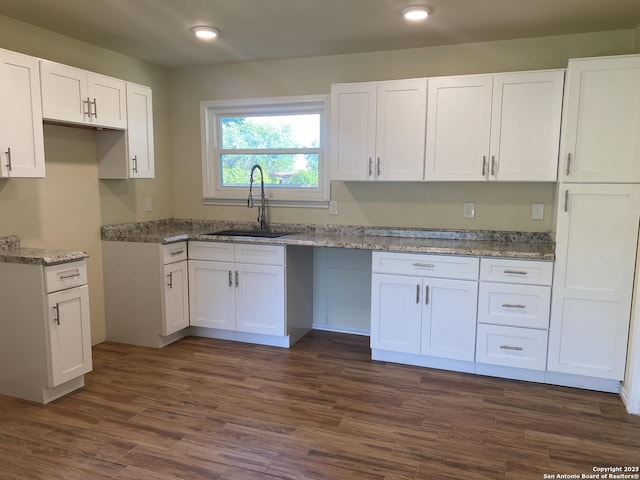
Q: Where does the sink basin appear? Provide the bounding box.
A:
[204,230,290,238]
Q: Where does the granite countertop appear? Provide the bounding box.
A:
[0,236,89,266]
[101,219,555,260]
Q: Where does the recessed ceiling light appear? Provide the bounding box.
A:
[402,6,431,21]
[191,26,219,40]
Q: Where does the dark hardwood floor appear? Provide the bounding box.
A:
[1,331,638,479]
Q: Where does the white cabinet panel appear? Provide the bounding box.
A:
[90,73,127,129]
[478,282,551,330]
[549,184,640,379]
[0,49,45,178]
[372,251,479,280]
[126,83,154,178]
[476,324,548,371]
[236,264,285,336]
[371,273,422,354]
[421,278,478,361]
[480,258,553,286]
[331,79,426,181]
[163,261,189,335]
[560,55,640,183]
[46,285,92,387]
[188,259,236,330]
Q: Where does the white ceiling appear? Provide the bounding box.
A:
[0,0,639,68]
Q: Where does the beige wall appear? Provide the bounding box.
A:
[635,22,640,52]
[0,15,173,343]
[170,30,635,231]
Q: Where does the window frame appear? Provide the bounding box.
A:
[201,95,330,207]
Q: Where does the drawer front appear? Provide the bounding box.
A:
[235,243,285,266]
[476,324,548,371]
[188,241,235,262]
[45,260,88,293]
[478,282,551,329]
[372,252,479,280]
[480,258,553,285]
[162,242,187,264]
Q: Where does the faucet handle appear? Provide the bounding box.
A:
[248,194,253,208]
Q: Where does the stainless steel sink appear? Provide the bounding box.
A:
[204,230,290,238]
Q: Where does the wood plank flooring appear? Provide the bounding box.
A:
[1,331,639,479]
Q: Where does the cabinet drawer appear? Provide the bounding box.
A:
[476,324,548,371]
[372,251,479,280]
[480,258,553,285]
[235,244,285,266]
[188,241,235,262]
[161,242,187,264]
[45,260,88,293]
[478,282,551,329]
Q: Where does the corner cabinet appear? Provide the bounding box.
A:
[0,260,92,404]
[559,55,640,183]
[330,78,427,181]
[370,252,479,362]
[424,70,564,181]
[102,241,189,348]
[40,60,127,129]
[98,82,155,179]
[0,48,45,178]
[548,184,640,380]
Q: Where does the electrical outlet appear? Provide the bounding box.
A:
[329,200,338,215]
[145,197,153,212]
[463,202,475,218]
[532,203,544,220]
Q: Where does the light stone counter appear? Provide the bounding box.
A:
[0,236,88,265]
[101,219,554,260]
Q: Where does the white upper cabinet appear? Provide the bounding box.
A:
[40,60,127,129]
[559,55,640,183]
[126,83,155,178]
[0,48,45,178]
[331,78,427,181]
[425,70,564,182]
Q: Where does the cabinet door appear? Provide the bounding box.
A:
[560,55,640,183]
[425,75,493,181]
[370,273,422,354]
[549,184,640,379]
[126,83,155,178]
[88,73,127,129]
[188,260,235,330]
[375,79,426,181]
[330,82,377,181]
[162,261,189,335]
[421,278,478,361]
[235,263,285,336]
[489,70,564,181]
[46,285,92,387]
[0,49,45,178]
[40,61,89,124]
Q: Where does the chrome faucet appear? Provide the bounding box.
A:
[248,164,267,230]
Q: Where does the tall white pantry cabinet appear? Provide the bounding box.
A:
[549,55,640,386]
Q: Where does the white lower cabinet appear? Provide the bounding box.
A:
[371,252,479,362]
[476,258,552,372]
[0,259,92,403]
[188,242,287,337]
[103,241,189,347]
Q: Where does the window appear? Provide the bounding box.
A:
[201,95,330,207]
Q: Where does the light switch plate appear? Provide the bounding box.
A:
[532,203,544,220]
[329,200,338,215]
[463,202,475,218]
[145,197,153,212]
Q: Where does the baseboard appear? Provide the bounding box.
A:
[312,323,370,336]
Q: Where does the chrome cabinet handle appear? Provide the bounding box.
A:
[425,285,430,305]
[170,250,184,256]
[235,271,239,287]
[376,157,381,176]
[167,272,173,289]
[503,270,527,275]
[565,153,571,176]
[5,147,12,172]
[368,157,373,177]
[84,97,91,117]
[91,98,98,119]
[500,345,524,351]
[228,270,233,287]
[59,272,81,280]
[481,156,487,176]
[53,304,60,325]
[132,155,138,174]
[413,263,435,268]
[502,304,526,309]
[416,284,420,304]
[491,155,496,176]
[564,189,569,213]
